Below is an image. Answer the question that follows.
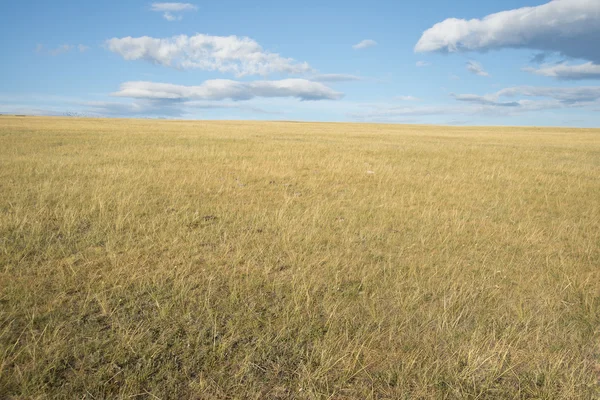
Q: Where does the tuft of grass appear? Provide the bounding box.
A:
[1,116,599,399]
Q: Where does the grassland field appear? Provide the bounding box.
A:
[0,116,599,399]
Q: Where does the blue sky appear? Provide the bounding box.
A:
[1,0,599,126]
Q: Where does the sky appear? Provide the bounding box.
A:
[1,0,600,127]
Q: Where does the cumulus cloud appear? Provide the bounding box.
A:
[111,79,343,101]
[353,40,377,50]
[106,34,312,77]
[466,61,489,77]
[151,2,197,21]
[415,0,600,63]
[523,62,600,80]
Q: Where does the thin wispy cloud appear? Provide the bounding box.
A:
[163,12,182,21]
[150,2,197,11]
[79,99,279,118]
[451,93,519,107]
[311,74,364,83]
[523,62,600,80]
[150,2,197,21]
[496,86,600,104]
[350,105,478,119]
[350,84,600,122]
[466,61,489,77]
[450,86,600,110]
[111,79,343,101]
[353,40,377,50]
[416,61,430,67]
[35,44,89,56]
[50,45,73,56]
[349,101,562,121]
[395,96,420,101]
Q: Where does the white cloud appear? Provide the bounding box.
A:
[451,93,519,107]
[351,84,600,121]
[106,34,313,77]
[523,62,600,80]
[311,74,364,82]
[415,0,600,64]
[353,40,377,50]
[496,86,600,104]
[150,3,197,21]
[416,61,430,67]
[163,12,182,21]
[350,105,475,119]
[349,100,567,121]
[82,100,185,117]
[395,96,420,101]
[0,106,67,117]
[111,79,343,101]
[79,99,279,118]
[150,2,197,11]
[450,86,600,110]
[79,79,343,118]
[49,44,73,56]
[35,44,89,55]
[466,60,489,77]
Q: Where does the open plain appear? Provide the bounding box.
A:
[0,117,599,399]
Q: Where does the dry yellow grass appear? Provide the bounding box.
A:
[0,116,599,399]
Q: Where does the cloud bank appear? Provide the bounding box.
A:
[351,85,600,121]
